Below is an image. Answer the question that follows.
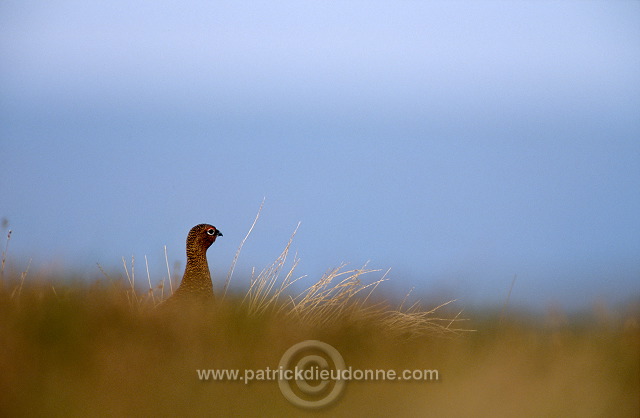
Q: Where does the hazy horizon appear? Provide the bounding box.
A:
[2,1,639,311]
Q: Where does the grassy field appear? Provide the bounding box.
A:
[1,219,638,417]
[0,261,638,418]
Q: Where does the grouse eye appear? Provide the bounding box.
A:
[206,228,216,236]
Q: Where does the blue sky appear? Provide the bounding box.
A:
[1,1,639,310]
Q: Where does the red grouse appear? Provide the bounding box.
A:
[170,223,222,300]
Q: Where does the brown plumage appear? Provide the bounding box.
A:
[169,223,222,301]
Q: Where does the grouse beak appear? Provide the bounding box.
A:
[216,230,223,237]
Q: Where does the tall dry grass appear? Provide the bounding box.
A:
[0,220,638,417]
[109,209,466,338]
